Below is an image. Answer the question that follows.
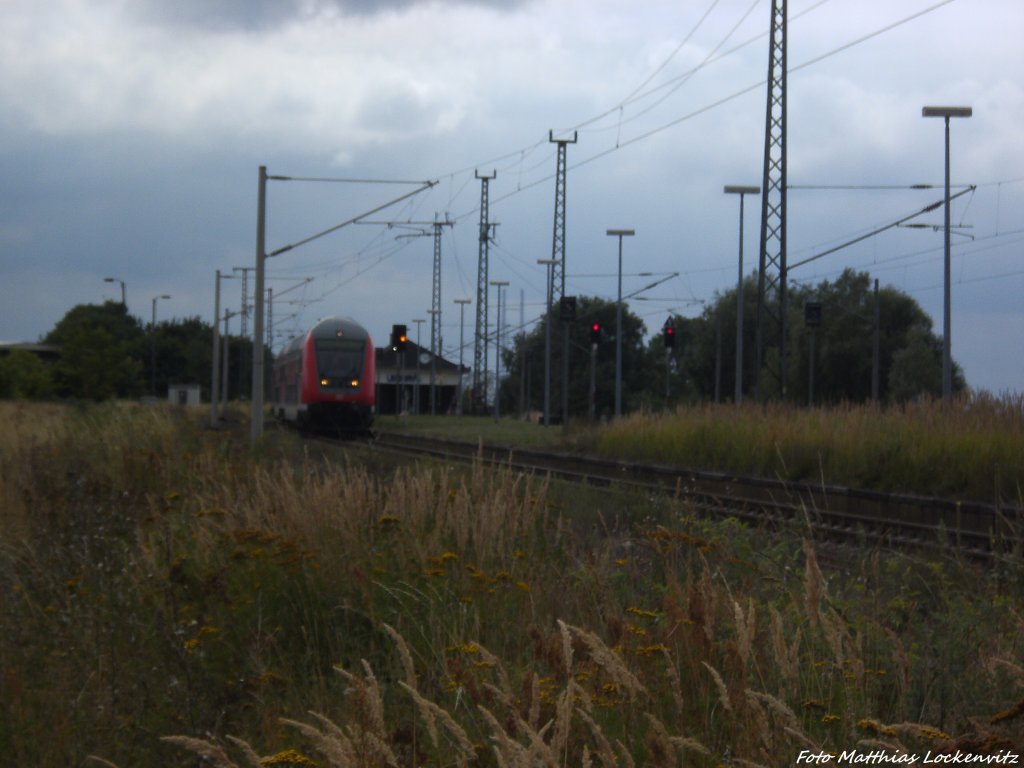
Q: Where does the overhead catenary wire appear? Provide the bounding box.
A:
[442,0,961,224]
[288,0,973,307]
[603,0,762,136]
[789,185,977,270]
[281,0,993,349]
[266,180,436,258]
[790,227,1024,286]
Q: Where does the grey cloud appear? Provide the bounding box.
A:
[133,0,528,32]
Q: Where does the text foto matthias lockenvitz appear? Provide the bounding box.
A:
[797,749,1021,765]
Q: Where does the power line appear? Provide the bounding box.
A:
[606,0,762,136]
[789,186,977,270]
[788,183,970,190]
[617,0,723,107]
[571,0,834,136]
[444,0,959,222]
[270,176,436,184]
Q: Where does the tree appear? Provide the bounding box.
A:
[149,316,215,398]
[45,301,144,349]
[643,313,706,408]
[658,269,964,405]
[51,324,143,401]
[887,326,943,402]
[657,276,759,404]
[44,302,144,400]
[0,350,54,400]
[500,296,648,419]
[786,269,964,404]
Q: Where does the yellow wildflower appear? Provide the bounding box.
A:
[635,644,670,657]
[262,749,318,766]
[626,607,659,619]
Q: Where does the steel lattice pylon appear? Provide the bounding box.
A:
[549,131,576,303]
[472,170,495,414]
[548,131,576,427]
[431,222,442,357]
[755,0,788,400]
[429,218,453,415]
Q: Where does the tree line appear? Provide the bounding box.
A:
[2,269,960,408]
[498,268,963,416]
[0,301,252,402]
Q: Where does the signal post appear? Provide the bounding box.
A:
[589,322,601,421]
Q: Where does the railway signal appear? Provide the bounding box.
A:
[664,321,676,348]
[803,302,822,328]
[804,302,822,406]
[391,324,408,352]
[662,317,676,406]
[559,296,577,322]
[590,322,602,345]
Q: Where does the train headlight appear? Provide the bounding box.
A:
[320,378,329,387]
[350,379,360,388]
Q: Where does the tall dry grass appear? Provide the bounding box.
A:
[590,394,1024,502]
[1,401,1022,767]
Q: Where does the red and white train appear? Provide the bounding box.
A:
[271,317,376,433]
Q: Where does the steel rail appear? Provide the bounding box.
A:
[365,432,1022,561]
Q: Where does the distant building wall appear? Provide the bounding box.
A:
[375,343,467,415]
[168,383,201,407]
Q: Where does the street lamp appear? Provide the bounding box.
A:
[724,185,760,404]
[922,105,972,403]
[150,294,171,397]
[606,229,635,418]
[537,259,558,426]
[104,277,126,306]
[489,280,509,421]
[454,298,471,416]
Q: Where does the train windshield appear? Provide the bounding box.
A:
[315,338,365,379]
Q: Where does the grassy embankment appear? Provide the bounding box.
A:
[386,395,1024,502]
[1,401,1022,767]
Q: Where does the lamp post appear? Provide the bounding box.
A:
[222,308,238,404]
[104,277,126,306]
[922,105,972,403]
[490,280,509,421]
[150,294,171,397]
[724,185,760,404]
[606,229,635,418]
[412,318,425,414]
[427,308,440,415]
[537,259,558,426]
[212,272,221,425]
[454,298,471,416]
[210,271,237,426]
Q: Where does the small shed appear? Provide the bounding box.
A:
[168,383,202,407]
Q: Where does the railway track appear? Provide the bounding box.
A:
[367,431,1023,561]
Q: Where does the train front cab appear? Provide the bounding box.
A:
[300,320,376,433]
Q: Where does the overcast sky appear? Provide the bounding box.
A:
[2,0,1022,394]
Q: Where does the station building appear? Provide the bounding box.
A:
[375,340,468,416]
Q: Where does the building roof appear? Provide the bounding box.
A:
[0,342,60,359]
[376,340,467,374]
